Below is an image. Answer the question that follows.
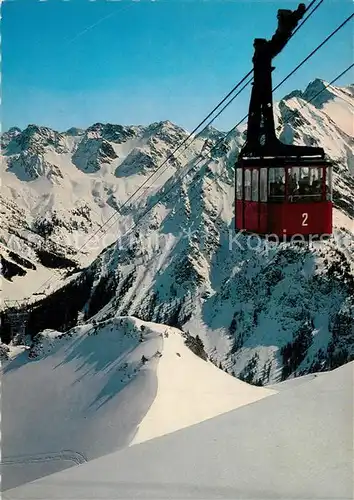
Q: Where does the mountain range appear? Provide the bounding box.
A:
[1,78,353,384]
[1,77,353,496]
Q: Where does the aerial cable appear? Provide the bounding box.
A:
[187,62,354,220]
[102,21,354,247]
[71,75,254,254]
[208,0,323,128]
[29,0,325,297]
[29,79,259,297]
[68,0,325,251]
[291,0,324,38]
[115,59,354,253]
[182,0,324,143]
[67,0,325,251]
[110,0,325,212]
[30,72,254,295]
[274,11,353,93]
[218,11,354,144]
[198,0,324,137]
[133,78,254,206]
[298,62,354,110]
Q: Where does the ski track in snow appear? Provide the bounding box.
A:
[1,450,87,466]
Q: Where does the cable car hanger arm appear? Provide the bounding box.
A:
[243,2,326,159]
[267,4,306,59]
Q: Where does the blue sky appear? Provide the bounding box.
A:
[2,0,353,133]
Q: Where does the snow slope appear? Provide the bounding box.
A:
[301,79,353,138]
[0,121,205,300]
[0,319,274,491]
[5,361,353,500]
[132,328,275,445]
[0,317,162,490]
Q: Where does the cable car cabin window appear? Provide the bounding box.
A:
[288,166,324,202]
[236,168,243,200]
[244,169,252,201]
[288,166,299,201]
[299,167,310,199]
[310,167,323,201]
[252,169,259,201]
[268,167,285,202]
[260,168,267,202]
[326,165,333,201]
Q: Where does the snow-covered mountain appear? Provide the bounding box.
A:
[0,318,275,490]
[0,120,202,299]
[284,78,354,138]
[4,360,353,499]
[1,80,353,384]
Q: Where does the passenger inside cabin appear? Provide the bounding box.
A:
[288,173,298,201]
[311,179,322,201]
[288,173,298,192]
[269,178,285,201]
[296,176,312,200]
[288,174,323,202]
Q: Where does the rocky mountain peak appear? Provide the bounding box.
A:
[6,124,69,156]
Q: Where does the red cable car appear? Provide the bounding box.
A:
[235,3,333,238]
